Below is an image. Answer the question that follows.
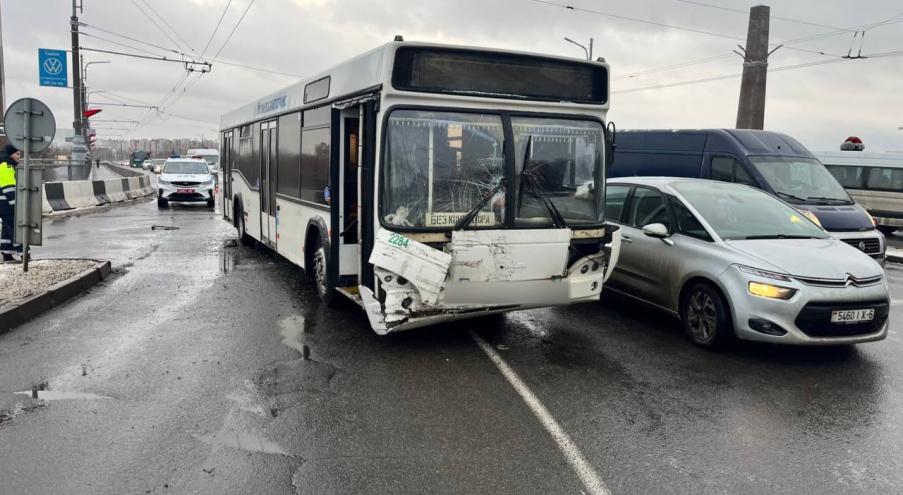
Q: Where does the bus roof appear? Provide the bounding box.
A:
[219,40,609,130]
[815,151,903,168]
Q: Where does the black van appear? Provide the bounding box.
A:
[610,129,885,263]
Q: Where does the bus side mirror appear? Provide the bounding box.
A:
[606,121,616,168]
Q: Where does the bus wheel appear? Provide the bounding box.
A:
[313,238,335,306]
[237,207,253,246]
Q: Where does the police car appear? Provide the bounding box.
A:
[157,158,215,208]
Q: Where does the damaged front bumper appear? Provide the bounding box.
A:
[360,226,622,334]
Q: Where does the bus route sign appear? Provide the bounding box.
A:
[38,49,68,87]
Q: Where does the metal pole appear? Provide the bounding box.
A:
[71,0,82,137]
[21,99,31,272]
[736,5,771,130]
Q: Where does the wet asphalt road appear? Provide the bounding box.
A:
[1,199,903,494]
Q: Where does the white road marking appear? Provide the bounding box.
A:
[470,330,610,495]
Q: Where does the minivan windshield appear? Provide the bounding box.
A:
[749,156,852,205]
[163,160,210,175]
[673,180,828,241]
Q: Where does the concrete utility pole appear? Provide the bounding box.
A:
[69,0,92,178]
[735,5,773,130]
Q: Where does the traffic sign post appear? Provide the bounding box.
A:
[4,98,56,272]
[38,49,68,88]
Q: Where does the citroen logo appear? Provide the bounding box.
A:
[859,241,866,251]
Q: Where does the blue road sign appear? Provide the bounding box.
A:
[38,49,68,87]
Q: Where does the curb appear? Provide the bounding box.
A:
[0,260,112,335]
[888,254,903,264]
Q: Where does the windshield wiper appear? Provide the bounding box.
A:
[744,234,819,240]
[453,177,506,231]
[774,191,810,203]
[806,196,853,205]
[517,136,568,229]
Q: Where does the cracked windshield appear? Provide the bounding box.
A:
[382,110,505,228]
[514,117,604,226]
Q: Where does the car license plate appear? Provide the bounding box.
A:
[830,308,874,323]
[177,188,194,194]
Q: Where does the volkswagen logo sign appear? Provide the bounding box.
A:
[859,241,866,251]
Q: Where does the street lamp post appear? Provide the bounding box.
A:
[564,37,593,60]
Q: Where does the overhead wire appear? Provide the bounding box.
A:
[614,9,903,80]
[138,0,199,55]
[613,52,902,95]
[210,0,256,61]
[526,0,742,41]
[672,0,851,32]
[129,0,189,55]
[200,0,234,59]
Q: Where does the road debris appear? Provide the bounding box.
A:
[151,225,180,231]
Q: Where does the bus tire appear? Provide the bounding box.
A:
[237,205,254,246]
[313,237,335,306]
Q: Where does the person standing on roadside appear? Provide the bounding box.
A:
[0,144,22,262]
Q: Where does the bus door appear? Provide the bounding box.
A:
[221,131,233,221]
[331,100,375,293]
[260,120,278,246]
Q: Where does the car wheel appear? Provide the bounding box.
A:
[681,283,733,349]
[313,238,335,306]
[157,197,168,208]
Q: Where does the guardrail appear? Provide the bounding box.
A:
[29,159,91,182]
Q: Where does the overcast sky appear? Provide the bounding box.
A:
[3,0,901,151]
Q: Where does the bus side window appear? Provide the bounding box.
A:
[867,167,903,191]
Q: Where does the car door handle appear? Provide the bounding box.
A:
[622,235,632,243]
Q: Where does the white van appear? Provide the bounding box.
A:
[186,148,220,174]
[819,150,903,234]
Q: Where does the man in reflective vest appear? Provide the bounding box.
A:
[0,144,22,262]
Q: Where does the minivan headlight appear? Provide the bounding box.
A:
[737,265,792,282]
[748,282,796,300]
[800,210,822,228]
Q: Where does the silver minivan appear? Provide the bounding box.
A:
[605,177,888,348]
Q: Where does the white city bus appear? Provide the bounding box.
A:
[819,150,903,234]
[219,40,621,334]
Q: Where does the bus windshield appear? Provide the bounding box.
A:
[513,117,603,226]
[381,109,604,229]
[749,156,852,205]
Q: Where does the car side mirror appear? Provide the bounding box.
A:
[642,223,670,238]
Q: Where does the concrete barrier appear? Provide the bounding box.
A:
[41,176,154,215]
[41,184,52,215]
[105,179,127,203]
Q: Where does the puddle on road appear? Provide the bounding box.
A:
[226,379,271,418]
[15,390,112,401]
[195,429,293,457]
[279,315,307,355]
